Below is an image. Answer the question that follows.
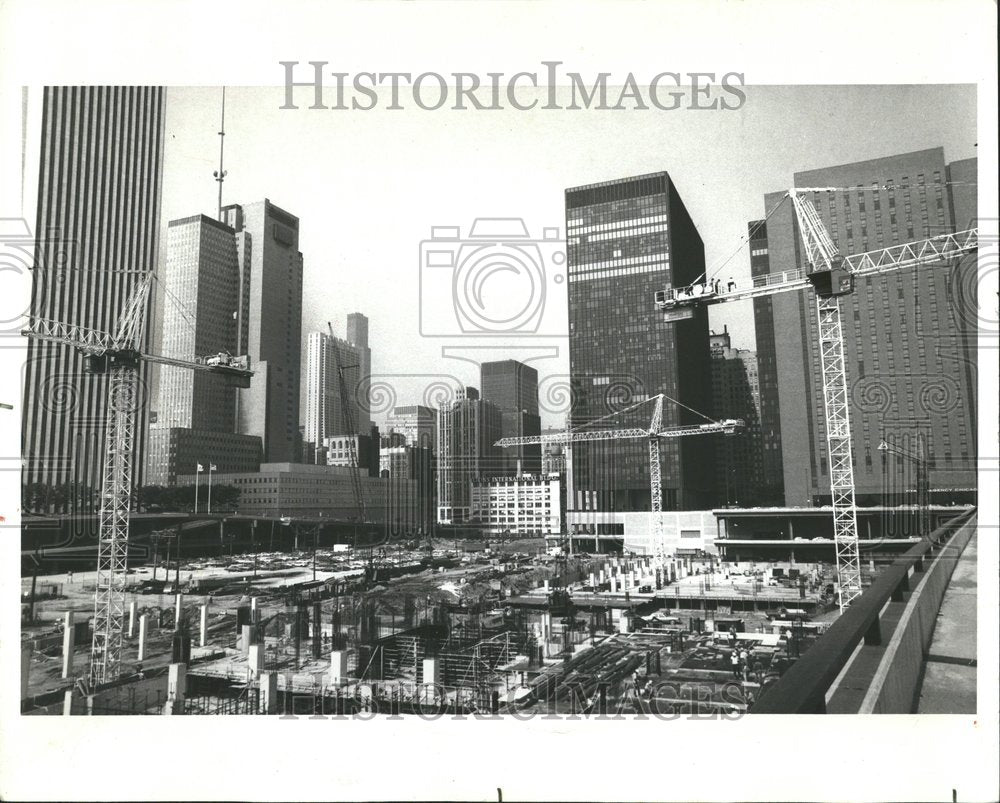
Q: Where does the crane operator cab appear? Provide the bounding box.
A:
[806,254,855,298]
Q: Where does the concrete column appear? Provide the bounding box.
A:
[609,576,618,594]
[260,671,279,714]
[138,614,148,661]
[21,642,32,702]
[543,579,550,593]
[62,611,75,679]
[241,624,253,655]
[128,601,137,638]
[251,597,258,617]
[248,644,265,679]
[165,662,186,714]
[63,690,74,715]
[589,572,597,588]
[329,650,348,685]
[174,593,183,627]
[598,569,605,584]
[422,657,440,685]
[199,604,209,647]
[541,612,552,642]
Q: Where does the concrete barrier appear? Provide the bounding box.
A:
[859,518,976,714]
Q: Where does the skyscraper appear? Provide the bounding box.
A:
[21,87,166,512]
[304,325,367,454]
[709,328,764,506]
[346,312,372,433]
[753,148,977,506]
[481,359,541,475]
[748,220,786,504]
[221,200,304,463]
[565,172,715,516]
[144,214,261,485]
[436,387,502,524]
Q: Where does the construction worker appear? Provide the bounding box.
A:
[727,277,736,292]
[730,649,740,678]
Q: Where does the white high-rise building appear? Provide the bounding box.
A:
[304,315,372,454]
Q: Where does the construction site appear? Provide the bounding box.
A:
[16,170,979,719]
[22,533,837,716]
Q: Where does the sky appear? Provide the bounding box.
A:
[156,84,977,429]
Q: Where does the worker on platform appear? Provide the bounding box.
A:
[730,649,740,678]
[727,277,736,292]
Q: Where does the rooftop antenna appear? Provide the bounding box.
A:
[213,87,227,220]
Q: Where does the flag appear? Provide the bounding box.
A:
[197,463,203,472]
[210,464,217,471]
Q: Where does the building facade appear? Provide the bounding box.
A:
[470,473,563,536]
[436,387,502,524]
[177,462,417,523]
[144,428,262,487]
[380,441,435,538]
[304,323,369,451]
[481,359,541,475]
[324,426,380,477]
[220,200,304,463]
[386,405,437,451]
[22,86,166,513]
[709,328,764,506]
[748,220,786,505]
[753,148,978,506]
[144,213,263,485]
[565,172,716,515]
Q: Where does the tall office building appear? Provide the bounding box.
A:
[145,214,262,485]
[21,87,166,513]
[346,312,372,433]
[220,200,303,463]
[566,172,715,516]
[709,328,764,506]
[481,359,541,475]
[304,323,368,453]
[380,435,435,538]
[753,148,977,506]
[386,405,436,451]
[748,220,786,504]
[436,387,502,524]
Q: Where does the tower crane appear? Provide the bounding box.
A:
[22,271,252,685]
[495,393,744,565]
[655,188,978,610]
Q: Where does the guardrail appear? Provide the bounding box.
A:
[752,509,975,713]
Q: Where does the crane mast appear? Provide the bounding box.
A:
[23,271,252,685]
[497,394,743,565]
[653,188,978,611]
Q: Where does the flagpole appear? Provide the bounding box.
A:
[208,465,214,514]
[195,465,201,514]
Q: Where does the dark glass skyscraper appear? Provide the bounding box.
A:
[565,172,715,514]
[749,220,786,505]
[481,359,541,475]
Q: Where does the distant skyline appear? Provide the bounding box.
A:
[155,85,976,429]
